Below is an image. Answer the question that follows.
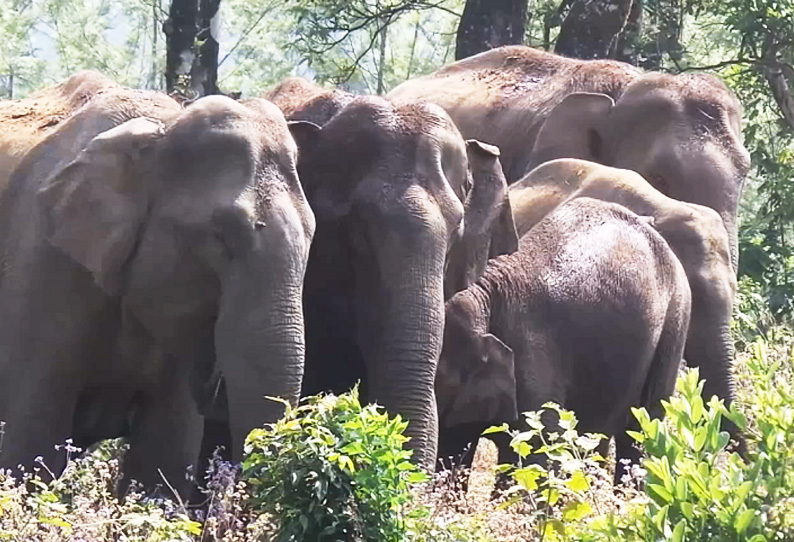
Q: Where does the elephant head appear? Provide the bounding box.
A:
[296,96,473,469]
[444,140,518,300]
[35,95,315,461]
[436,291,517,429]
[527,73,751,268]
[264,77,355,126]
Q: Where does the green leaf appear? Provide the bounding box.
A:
[647,483,674,504]
[734,508,756,535]
[513,466,544,491]
[565,469,590,492]
[562,500,593,521]
[680,502,695,520]
[482,423,510,435]
[672,519,686,542]
[626,430,645,444]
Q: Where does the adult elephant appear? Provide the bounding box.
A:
[0,87,315,492]
[508,158,742,449]
[388,45,751,268]
[263,77,355,126]
[290,95,516,470]
[436,197,691,483]
[0,70,115,195]
[264,75,517,299]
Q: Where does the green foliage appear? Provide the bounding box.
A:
[242,387,427,542]
[490,348,794,542]
[0,0,46,98]
[597,348,794,542]
[617,369,759,541]
[0,440,201,541]
[281,0,462,93]
[732,276,779,349]
[487,405,614,541]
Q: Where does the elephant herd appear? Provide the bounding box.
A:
[0,46,751,496]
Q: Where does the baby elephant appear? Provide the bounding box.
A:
[436,197,691,483]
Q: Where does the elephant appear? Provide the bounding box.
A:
[388,45,751,268]
[508,158,740,447]
[0,70,115,196]
[435,197,691,483]
[264,75,518,299]
[0,85,315,494]
[445,140,517,299]
[285,94,517,470]
[264,77,355,126]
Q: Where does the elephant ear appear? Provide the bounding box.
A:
[445,140,518,299]
[528,93,615,170]
[287,120,321,156]
[37,117,165,295]
[445,333,518,427]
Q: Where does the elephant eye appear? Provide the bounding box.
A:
[212,208,254,260]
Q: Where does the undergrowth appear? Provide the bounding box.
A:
[0,332,792,541]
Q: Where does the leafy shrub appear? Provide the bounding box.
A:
[0,439,201,541]
[733,275,779,349]
[242,386,427,542]
[490,340,794,542]
[488,404,640,542]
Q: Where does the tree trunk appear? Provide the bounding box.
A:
[150,0,159,89]
[376,19,387,95]
[163,0,220,97]
[455,0,528,61]
[614,0,643,64]
[194,0,220,96]
[164,0,197,94]
[554,0,634,60]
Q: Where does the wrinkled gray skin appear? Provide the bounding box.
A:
[388,45,751,269]
[436,198,691,483]
[0,88,314,494]
[509,158,743,451]
[288,94,516,470]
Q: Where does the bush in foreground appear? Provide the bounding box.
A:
[1,334,793,541]
[243,387,426,541]
[489,339,794,542]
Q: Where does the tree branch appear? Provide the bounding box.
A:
[218,4,276,67]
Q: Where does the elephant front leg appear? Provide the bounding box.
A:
[0,373,81,477]
[123,358,204,499]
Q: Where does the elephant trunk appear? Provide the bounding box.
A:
[214,241,308,460]
[359,227,447,471]
[684,287,744,450]
[723,212,739,275]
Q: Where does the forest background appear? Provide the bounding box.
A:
[3,0,794,336]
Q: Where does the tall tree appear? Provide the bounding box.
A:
[0,0,43,98]
[281,0,460,93]
[164,0,220,96]
[554,0,634,59]
[614,0,685,68]
[454,0,528,60]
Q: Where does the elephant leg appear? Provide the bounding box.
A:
[1,374,80,477]
[614,429,643,486]
[191,380,233,505]
[437,424,485,494]
[123,360,203,499]
[0,272,116,476]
